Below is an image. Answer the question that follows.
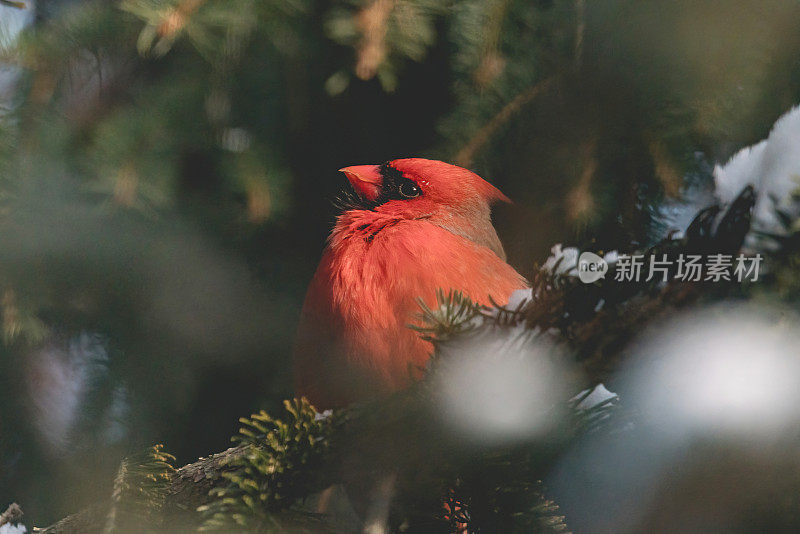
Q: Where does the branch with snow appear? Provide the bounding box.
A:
[714,105,800,235]
[0,503,26,534]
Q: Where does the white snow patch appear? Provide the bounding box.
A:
[542,244,579,276]
[0,2,34,104]
[714,105,800,231]
[603,251,619,265]
[505,288,533,310]
[573,384,617,411]
[314,409,333,421]
[0,523,27,534]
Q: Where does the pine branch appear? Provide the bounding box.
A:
[412,288,483,342]
[198,399,335,531]
[102,445,176,534]
[37,446,248,534]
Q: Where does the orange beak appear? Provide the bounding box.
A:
[339,165,382,202]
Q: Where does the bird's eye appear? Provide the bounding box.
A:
[398,179,422,199]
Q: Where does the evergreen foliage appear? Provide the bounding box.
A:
[104,444,175,533]
[412,289,483,343]
[198,398,334,532]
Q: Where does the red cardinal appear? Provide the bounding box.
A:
[294,158,528,409]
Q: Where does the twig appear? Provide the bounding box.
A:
[454,76,557,167]
[574,0,585,69]
[355,0,396,80]
[0,1,26,9]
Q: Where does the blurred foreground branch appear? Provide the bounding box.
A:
[35,185,759,533]
[31,275,710,532]
[37,387,534,532]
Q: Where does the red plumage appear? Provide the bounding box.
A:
[294,158,528,409]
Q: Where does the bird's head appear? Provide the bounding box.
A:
[338,158,510,219]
